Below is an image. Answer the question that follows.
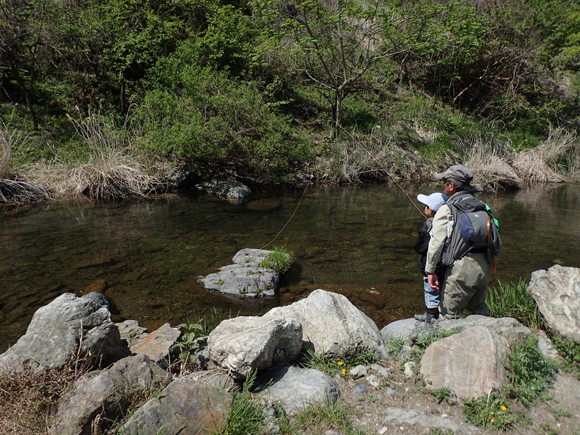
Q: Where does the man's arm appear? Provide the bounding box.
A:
[425,205,451,291]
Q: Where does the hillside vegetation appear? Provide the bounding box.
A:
[1,0,580,199]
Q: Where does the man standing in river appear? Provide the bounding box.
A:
[425,165,493,318]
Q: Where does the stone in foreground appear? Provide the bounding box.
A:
[0,292,129,374]
[131,322,180,368]
[258,365,339,416]
[527,265,580,342]
[265,289,388,360]
[121,377,232,435]
[49,354,169,435]
[420,326,509,399]
[208,315,302,379]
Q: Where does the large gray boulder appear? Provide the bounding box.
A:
[527,265,580,341]
[258,365,340,416]
[0,292,129,374]
[264,289,388,360]
[49,354,169,435]
[424,315,531,347]
[420,326,510,399]
[208,316,302,379]
[121,377,233,435]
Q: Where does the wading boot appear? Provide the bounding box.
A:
[414,310,439,324]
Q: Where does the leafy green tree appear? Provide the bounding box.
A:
[252,0,401,136]
[0,0,61,129]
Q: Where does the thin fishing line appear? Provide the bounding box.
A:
[337,123,427,219]
[259,179,311,249]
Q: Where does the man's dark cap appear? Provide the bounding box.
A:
[434,165,473,184]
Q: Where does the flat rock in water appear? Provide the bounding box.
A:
[258,365,339,416]
[420,326,509,399]
[122,377,233,435]
[0,292,129,374]
[527,265,580,341]
[198,264,278,297]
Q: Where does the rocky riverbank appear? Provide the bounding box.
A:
[0,265,579,434]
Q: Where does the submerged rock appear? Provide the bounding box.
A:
[196,180,251,201]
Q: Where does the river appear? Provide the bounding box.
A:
[1,182,579,352]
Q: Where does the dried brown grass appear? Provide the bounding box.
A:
[462,128,579,191]
[0,124,52,204]
[0,356,92,435]
[313,132,444,183]
[511,128,578,184]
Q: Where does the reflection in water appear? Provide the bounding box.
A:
[1,183,580,352]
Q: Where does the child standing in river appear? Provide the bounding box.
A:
[413,192,448,323]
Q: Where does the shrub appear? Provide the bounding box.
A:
[137,43,310,177]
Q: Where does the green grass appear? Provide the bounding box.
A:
[487,279,542,329]
[213,372,265,435]
[551,335,580,377]
[462,392,515,430]
[288,400,369,435]
[504,335,558,406]
[259,246,295,275]
[304,349,379,377]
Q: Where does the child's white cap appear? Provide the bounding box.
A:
[417,193,448,212]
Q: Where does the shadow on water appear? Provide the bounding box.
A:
[1,182,580,352]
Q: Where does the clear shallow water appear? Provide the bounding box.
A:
[1,182,580,352]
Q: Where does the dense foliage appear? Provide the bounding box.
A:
[1,0,579,176]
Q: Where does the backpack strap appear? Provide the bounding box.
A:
[487,214,497,275]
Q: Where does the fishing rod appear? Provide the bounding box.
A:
[337,123,427,220]
[259,123,428,248]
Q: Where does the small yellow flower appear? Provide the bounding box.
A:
[337,361,344,366]
[342,368,347,375]
[500,405,507,411]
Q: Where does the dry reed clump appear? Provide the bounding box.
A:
[55,151,165,201]
[461,128,580,191]
[461,136,523,191]
[313,131,441,183]
[0,357,92,435]
[511,128,579,185]
[0,124,52,205]
[49,112,168,201]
